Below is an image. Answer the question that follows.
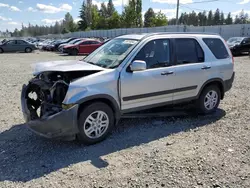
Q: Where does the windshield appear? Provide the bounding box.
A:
[83,38,139,68]
[69,39,81,44]
[227,37,244,43]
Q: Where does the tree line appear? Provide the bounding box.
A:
[6,0,250,37]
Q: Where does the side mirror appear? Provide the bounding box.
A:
[129,60,146,72]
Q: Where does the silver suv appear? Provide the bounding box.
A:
[21,33,235,144]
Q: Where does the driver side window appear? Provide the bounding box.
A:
[133,39,170,69]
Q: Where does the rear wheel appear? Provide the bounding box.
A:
[77,102,114,145]
[25,47,32,53]
[0,48,3,53]
[196,85,221,114]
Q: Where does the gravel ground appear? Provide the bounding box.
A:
[0,51,249,188]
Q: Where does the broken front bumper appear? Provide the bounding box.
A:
[21,84,79,139]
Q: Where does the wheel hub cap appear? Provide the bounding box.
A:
[204,90,218,110]
[83,111,109,139]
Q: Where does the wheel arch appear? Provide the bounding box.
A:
[198,78,225,100]
[77,94,121,124]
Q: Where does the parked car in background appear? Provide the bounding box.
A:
[0,39,37,53]
[63,39,103,55]
[58,38,85,52]
[227,37,250,56]
[54,38,77,51]
[21,33,234,144]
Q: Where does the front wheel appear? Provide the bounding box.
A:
[77,102,114,145]
[196,85,221,114]
[70,48,78,56]
[0,48,3,53]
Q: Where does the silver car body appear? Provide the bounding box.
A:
[22,33,234,138]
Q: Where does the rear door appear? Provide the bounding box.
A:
[172,38,211,101]
[16,40,28,51]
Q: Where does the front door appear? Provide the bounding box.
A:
[120,39,176,111]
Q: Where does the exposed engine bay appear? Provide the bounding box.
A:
[25,70,99,120]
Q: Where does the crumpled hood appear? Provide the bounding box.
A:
[33,60,106,75]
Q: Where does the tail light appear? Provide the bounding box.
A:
[224,39,234,64]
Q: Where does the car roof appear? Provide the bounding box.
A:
[117,32,220,40]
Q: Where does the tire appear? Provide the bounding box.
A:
[0,48,3,53]
[196,85,221,114]
[71,48,78,56]
[25,47,32,53]
[77,102,114,145]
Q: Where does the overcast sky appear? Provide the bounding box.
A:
[0,0,249,31]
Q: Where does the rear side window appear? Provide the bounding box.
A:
[175,38,204,64]
[203,38,229,59]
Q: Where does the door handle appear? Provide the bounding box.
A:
[161,71,174,75]
[201,66,211,70]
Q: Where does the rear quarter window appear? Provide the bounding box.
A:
[202,38,229,59]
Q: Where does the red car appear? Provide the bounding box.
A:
[63,39,103,55]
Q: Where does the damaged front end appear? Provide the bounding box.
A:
[21,70,98,139]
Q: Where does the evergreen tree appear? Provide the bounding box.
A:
[220,12,225,25]
[207,10,213,26]
[234,15,241,24]
[107,0,115,17]
[78,1,88,30]
[63,12,76,32]
[225,12,233,25]
[213,9,220,25]
[144,8,155,27]
[135,0,142,27]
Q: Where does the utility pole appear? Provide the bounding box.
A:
[176,0,180,25]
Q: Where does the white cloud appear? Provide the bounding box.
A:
[0,3,21,11]
[74,18,81,23]
[92,0,128,7]
[42,18,63,24]
[8,21,19,25]
[238,0,250,4]
[10,6,21,12]
[19,1,23,3]
[27,7,37,12]
[36,3,72,14]
[152,0,192,4]
[0,3,9,7]
[153,8,178,18]
[0,16,12,21]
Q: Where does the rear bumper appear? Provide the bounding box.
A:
[225,72,235,92]
[21,84,79,139]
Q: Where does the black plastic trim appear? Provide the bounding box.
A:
[122,97,196,114]
[123,85,197,101]
[77,94,121,121]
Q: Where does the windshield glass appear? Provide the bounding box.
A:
[227,37,244,43]
[69,39,81,44]
[83,38,139,68]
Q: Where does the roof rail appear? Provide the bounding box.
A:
[140,32,219,40]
